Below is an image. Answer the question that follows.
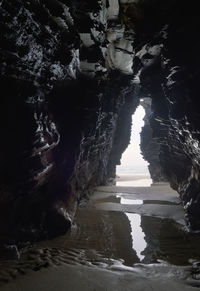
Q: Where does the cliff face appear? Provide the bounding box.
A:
[134,1,200,231]
[140,98,167,183]
[0,0,139,241]
[1,0,200,240]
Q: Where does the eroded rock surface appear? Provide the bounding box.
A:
[1,0,200,240]
[133,1,200,231]
[140,98,167,183]
[0,0,140,241]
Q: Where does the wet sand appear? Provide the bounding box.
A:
[95,176,185,225]
[1,175,200,290]
[1,261,200,291]
[116,174,153,187]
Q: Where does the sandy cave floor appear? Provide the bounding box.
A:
[1,175,200,291]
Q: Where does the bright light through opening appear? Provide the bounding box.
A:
[125,213,147,261]
[116,105,150,175]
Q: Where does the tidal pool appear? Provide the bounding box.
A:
[1,183,200,290]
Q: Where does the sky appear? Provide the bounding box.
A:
[116,105,149,175]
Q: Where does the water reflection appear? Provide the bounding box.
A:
[125,213,147,261]
[37,193,200,267]
[59,208,140,266]
[118,197,143,205]
[1,202,200,285]
[2,183,200,288]
[36,210,200,266]
[117,195,147,261]
[96,194,178,206]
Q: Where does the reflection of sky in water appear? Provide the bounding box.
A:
[119,196,147,261]
[119,197,143,205]
[126,213,147,261]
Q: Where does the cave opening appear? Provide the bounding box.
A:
[2,0,200,288]
[116,102,152,187]
[115,102,149,260]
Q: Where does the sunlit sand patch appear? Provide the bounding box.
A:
[116,178,152,186]
[115,174,152,187]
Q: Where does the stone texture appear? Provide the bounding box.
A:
[1,0,200,240]
[0,0,140,241]
[134,0,200,231]
[140,98,167,183]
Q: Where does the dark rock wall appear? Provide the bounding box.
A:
[140,98,166,183]
[134,0,200,231]
[1,0,200,238]
[0,0,139,240]
[0,0,82,240]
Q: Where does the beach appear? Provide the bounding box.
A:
[0,175,200,291]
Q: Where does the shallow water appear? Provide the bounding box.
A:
[97,195,179,205]
[1,179,200,288]
[22,188,200,267]
[51,205,200,267]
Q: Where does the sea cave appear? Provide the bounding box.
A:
[1,0,200,290]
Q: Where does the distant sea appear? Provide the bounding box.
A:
[116,165,150,175]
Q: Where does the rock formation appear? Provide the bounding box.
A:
[140,98,167,183]
[1,0,200,241]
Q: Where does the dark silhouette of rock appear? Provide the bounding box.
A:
[1,0,200,239]
[140,98,167,183]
